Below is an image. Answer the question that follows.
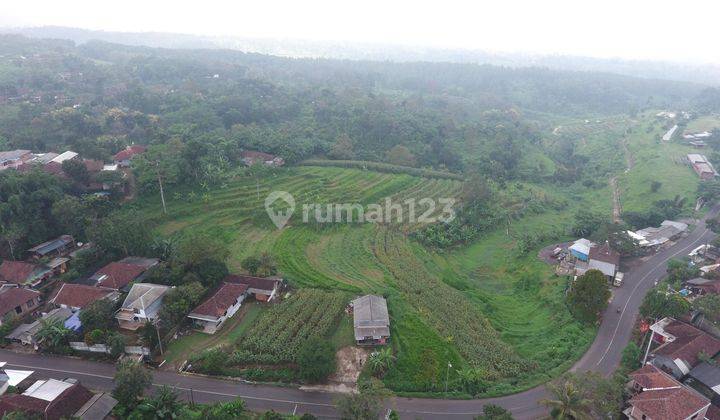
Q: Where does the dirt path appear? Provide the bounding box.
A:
[622,139,635,171]
[611,176,622,223]
[611,137,633,221]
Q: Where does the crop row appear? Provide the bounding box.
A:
[371,228,531,379]
[232,289,348,365]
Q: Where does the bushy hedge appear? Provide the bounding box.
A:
[299,159,464,180]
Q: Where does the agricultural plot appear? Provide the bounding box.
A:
[138,165,601,395]
[231,289,348,365]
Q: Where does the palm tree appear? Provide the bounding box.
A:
[539,379,593,420]
[137,385,185,419]
[367,347,395,376]
[36,318,72,352]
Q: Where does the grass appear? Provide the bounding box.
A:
[685,115,720,133]
[163,302,264,368]
[619,113,700,213]
[133,150,622,396]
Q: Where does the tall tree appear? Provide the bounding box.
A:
[540,379,592,420]
[113,359,153,411]
[566,270,611,324]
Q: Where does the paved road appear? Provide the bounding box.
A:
[2,205,718,419]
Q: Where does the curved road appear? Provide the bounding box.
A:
[2,205,718,419]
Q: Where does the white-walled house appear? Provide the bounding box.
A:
[115,283,171,330]
[187,283,248,334]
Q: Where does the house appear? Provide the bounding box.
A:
[0,363,34,396]
[686,358,720,405]
[90,257,159,290]
[27,235,75,259]
[0,150,32,170]
[0,378,116,420]
[187,282,248,334]
[73,392,119,420]
[663,124,679,141]
[576,242,620,281]
[6,307,75,347]
[648,317,720,378]
[685,278,720,296]
[224,274,282,302]
[115,283,172,330]
[82,159,104,174]
[49,151,78,164]
[0,261,52,287]
[0,287,41,326]
[569,238,594,261]
[689,244,720,265]
[49,283,120,312]
[688,154,718,180]
[632,220,688,248]
[351,295,390,346]
[240,150,285,167]
[33,153,59,165]
[625,364,710,420]
[113,145,146,167]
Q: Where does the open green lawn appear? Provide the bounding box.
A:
[685,115,720,133]
[619,114,700,213]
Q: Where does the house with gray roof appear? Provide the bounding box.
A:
[0,150,32,170]
[6,307,75,347]
[115,283,172,330]
[351,295,390,346]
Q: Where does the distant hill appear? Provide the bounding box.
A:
[3,25,720,86]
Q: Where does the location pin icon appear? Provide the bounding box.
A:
[265,191,295,229]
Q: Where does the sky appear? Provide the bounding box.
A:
[3,0,720,64]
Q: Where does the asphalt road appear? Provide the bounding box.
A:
[2,205,718,419]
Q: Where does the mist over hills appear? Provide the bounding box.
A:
[4,25,719,86]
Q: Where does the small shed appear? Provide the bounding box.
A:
[351,295,390,346]
[569,238,593,262]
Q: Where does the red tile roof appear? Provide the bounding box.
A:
[113,145,146,161]
[0,287,40,317]
[94,262,147,289]
[0,383,94,419]
[224,274,281,292]
[629,364,680,390]
[629,386,708,419]
[43,161,68,178]
[706,404,720,420]
[83,159,104,173]
[589,242,620,266]
[656,320,720,368]
[190,283,248,318]
[50,283,116,309]
[0,261,39,284]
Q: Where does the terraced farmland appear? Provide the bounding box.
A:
[138,165,593,395]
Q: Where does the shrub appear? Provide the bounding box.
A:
[297,338,336,382]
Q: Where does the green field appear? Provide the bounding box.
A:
[134,112,708,395]
[685,114,720,133]
[619,113,700,213]
[136,164,604,396]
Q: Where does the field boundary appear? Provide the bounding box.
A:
[298,159,464,180]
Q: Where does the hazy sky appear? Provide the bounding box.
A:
[3,0,720,63]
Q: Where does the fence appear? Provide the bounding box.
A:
[69,342,151,356]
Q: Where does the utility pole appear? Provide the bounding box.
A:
[445,362,452,393]
[642,329,654,365]
[154,321,164,355]
[156,162,167,215]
